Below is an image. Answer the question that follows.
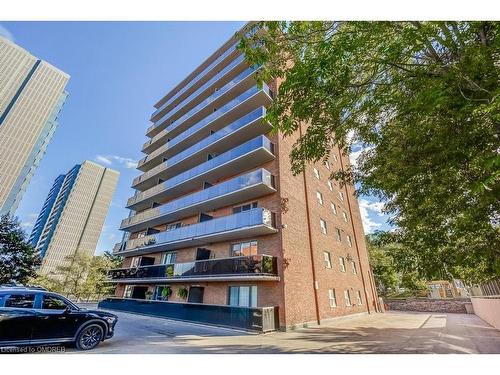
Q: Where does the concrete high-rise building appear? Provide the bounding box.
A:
[30,161,119,276]
[0,36,70,216]
[108,25,379,331]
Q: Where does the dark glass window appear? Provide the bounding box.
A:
[232,202,258,214]
[231,240,258,257]
[228,286,257,307]
[42,295,68,310]
[5,294,35,308]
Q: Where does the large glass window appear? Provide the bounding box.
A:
[124,285,133,298]
[357,290,363,305]
[231,241,258,257]
[161,251,177,264]
[5,294,35,308]
[228,286,257,307]
[316,191,324,205]
[339,257,346,272]
[232,201,258,214]
[42,295,68,310]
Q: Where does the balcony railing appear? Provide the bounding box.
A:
[138,83,271,170]
[149,25,259,128]
[122,168,275,232]
[118,208,277,255]
[127,136,275,210]
[133,107,269,189]
[108,255,278,282]
[150,41,240,123]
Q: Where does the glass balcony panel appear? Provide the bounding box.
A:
[138,83,270,170]
[152,56,254,132]
[128,136,273,208]
[108,255,278,280]
[135,107,267,187]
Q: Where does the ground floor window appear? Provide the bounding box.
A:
[356,290,363,305]
[344,289,352,306]
[154,286,172,301]
[228,286,257,307]
[328,289,337,307]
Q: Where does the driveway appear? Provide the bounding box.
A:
[70,306,500,354]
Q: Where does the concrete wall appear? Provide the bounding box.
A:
[471,297,500,330]
[384,298,471,313]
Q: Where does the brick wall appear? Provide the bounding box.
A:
[384,298,471,313]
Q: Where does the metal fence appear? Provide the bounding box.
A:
[468,279,500,297]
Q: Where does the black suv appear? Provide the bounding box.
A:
[0,286,118,350]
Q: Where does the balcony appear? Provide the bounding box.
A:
[107,255,279,283]
[149,41,240,128]
[133,107,271,190]
[116,207,278,257]
[138,83,272,172]
[127,135,275,211]
[122,169,276,232]
[146,59,255,153]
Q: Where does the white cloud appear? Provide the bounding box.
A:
[21,213,38,230]
[0,24,14,41]
[358,198,386,233]
[96,155,112,165]
[95,155,137,169]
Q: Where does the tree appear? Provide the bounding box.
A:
[31,251,117,301]
[240,21,500,284]
[366,233,400,294]
[0,215,40,284]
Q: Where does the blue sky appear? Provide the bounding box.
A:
[1,21,392,254]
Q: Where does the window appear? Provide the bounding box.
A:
[344,290,351,306]
[233,201,258,214]
[342,211,348,222]
[316,191,324,205]
[320,219,328,234]
[124,286,133,298]
[335,228,342,241]
[339,257,346,272]
[323,252,332,268]
[166,222,182,231]
[324,160,330,170]
[228,286,257,307]
[313,168,320,179]
[351,261,357,274]
[330,202,337,215]
[42,295,68,310]
[339,191,345,202]
[231,240,258,257]
[327,180,333,191]
[332,154,338,162]
[5,294,35,308]
[161,251,177,264]
[347,234,353,248]
[357,290,363,305]
[328,289,337,307]
[130,256,141,267]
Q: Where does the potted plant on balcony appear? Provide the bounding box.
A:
[161,286,172,301]
[177,287,188,300]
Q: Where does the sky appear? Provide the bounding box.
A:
[1,21,392,255]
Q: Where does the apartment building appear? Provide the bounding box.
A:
[0,36,69,216]
[109,25,379,330]
[30,161,119,277]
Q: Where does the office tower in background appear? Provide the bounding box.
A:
[0,36,70,216]
[30,161,119,277]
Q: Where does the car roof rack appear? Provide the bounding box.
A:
[0,283,47,291]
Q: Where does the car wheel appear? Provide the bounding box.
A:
[75,324,104,350]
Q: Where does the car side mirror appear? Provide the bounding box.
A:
[64,306,72,314]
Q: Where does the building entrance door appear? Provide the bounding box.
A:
[187,287,204,303]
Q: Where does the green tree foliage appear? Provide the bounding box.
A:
[0,215,40,284]
[366,233,400,294]
[31,251,117,301]
[240,21,500,283]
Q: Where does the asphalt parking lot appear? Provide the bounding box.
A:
[67,305,500,354]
